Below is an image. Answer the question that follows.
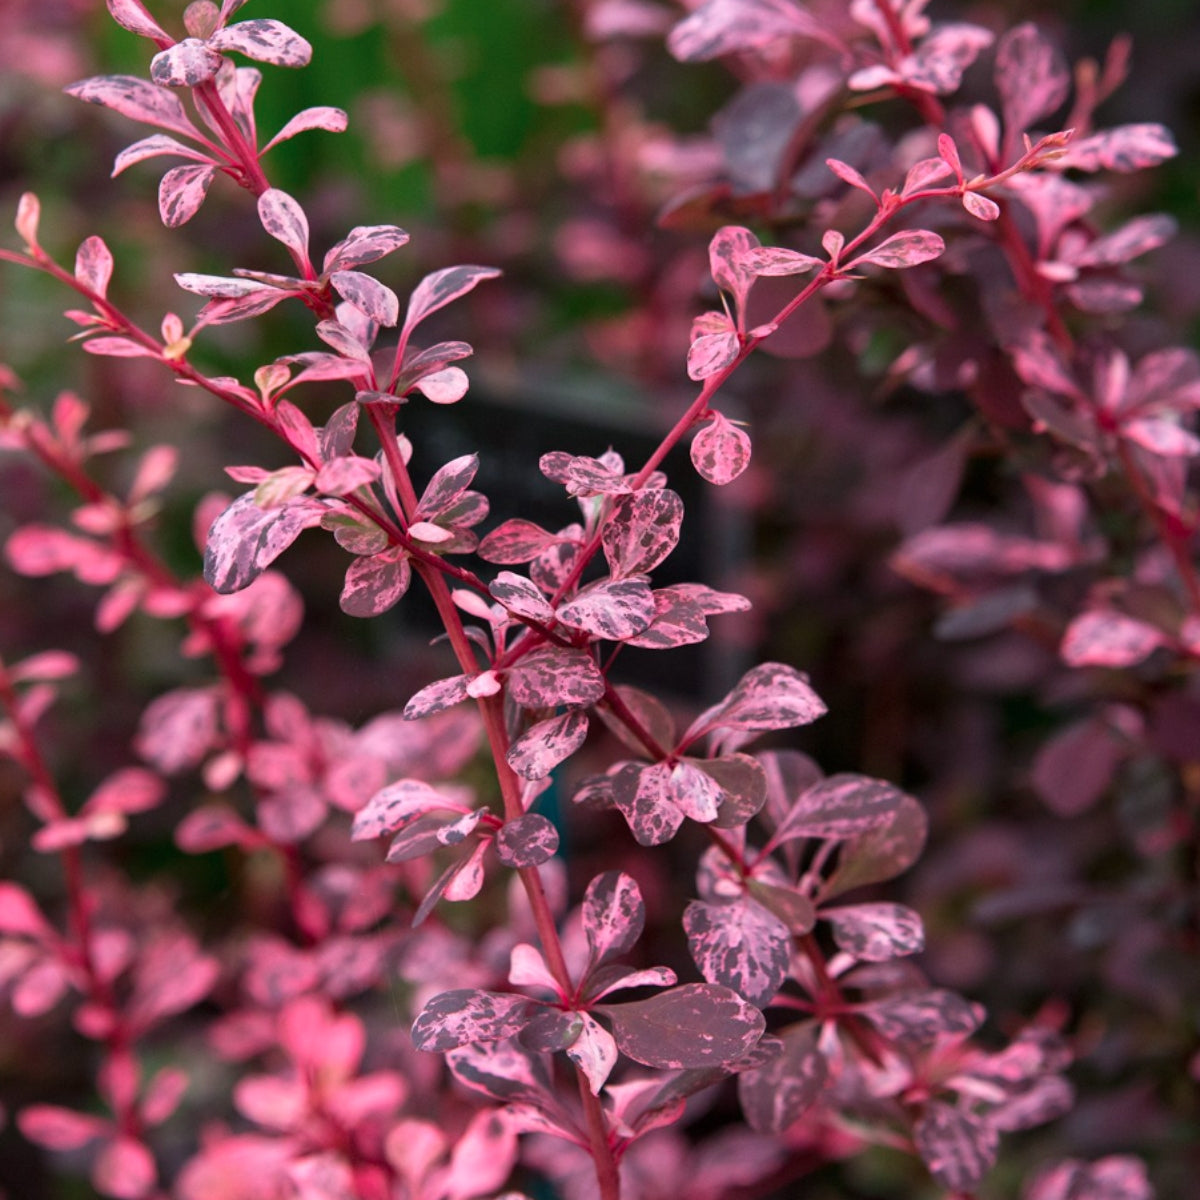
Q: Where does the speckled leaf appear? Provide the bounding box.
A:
[600,983,766,1068]
[1060,610,1166,667]
[210,19,312,68]
[507,646,604,708]
[823,902,925,962]
[108,0,169,38]
[684,898,789,1007]
[262,106,348,153]
[415,454,479,523]
[402,265,502,339]
[478,519,561,564]
[776,772,905,843]
[567,1012,619,1095]
[825,792,928,895]
[668,0,817,63]
[737,1022,827,1132]
[697,753,768,827]
[665,759,723,823]
[612,762,685,845]
[857,989,983,1044]
[490,572,554,623]
[625,584,750,650]
[159,164,215,227]
[689,662,826,741]
[691,411,751,484]
[506,711,588,780]
[411,989,534,1052]
[994,23,1069,136]
[323,225,410,273]
[403,674,471,720]
[848,230,945,270]
[350,779,453,841]
[150,39,224,87]
[203,492,325,593]
[914,1102,998,1192]
[495,813,560,867]
[75,237,113,299]
[539,452,631,497]
[258,189,309,262]
[582,870,645,966]
[602,489,683,578]
[1058,123,1176,173]
[687,329,740,381]
[557,577,655,641]
[330,270,399,327]
[66,75,197,138]
[339,548,411,617]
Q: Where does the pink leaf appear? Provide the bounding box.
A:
[1057,123,1177,173]
[404,674,471,720]
[826,157,876,200]
[1075,214,1176,268]
[411,989,534,1052]
[135,687,220,774]
[823,902,925,962]
[626,583,750,650]
[556,577,655,641]
[737,1022,828,1133]
[689,662,826,740]
[203,492,326,594]
[825,792,928,896]
[667,0,819,62]
[1025,1157,1153,1200]
[708,225,761,319]
[262,106,348,154]
[600,983,766,1068]
[159,164,216,228]
[687,330,741,381]
[258,189,310,263]
[902,156,956,197]
[415,454,480,523]
[848,229,945,270]
[858,989,983,1043]
[506,710,588,780]
[565,1013,619,1096]
[612,762,686,845]
[313,454,381,496]
[75,236,114,298]
[683,898,790,1006]
[495,813,560,867]
[742,246,823,276]
[66,76,197,139]
[351,779,454,841]
[507,646,605,708]
[1060,610,1166,667]
[412,367,470,404]
[18,1105,108,1150]
[583,870,645,965]
[84,767,165,818]
[490,571,555,623]
[340,548,411,618]
[402,265,502,339]
[210,20,313,68]
[175,805,258,853]
[479,519,561,564]
[691,411,751,484]
[441,1109,519,1200]
[914,1102,998,1192]
[323,225,410,273]
[963,191,1001,221]
[0,882,52,937]
[150,39,225,87]
[329,270,399,327]
[1121,416,1200,458]
[82,336,158,358]
[602,488,683,578]
[107,0,169,39]
[540,451,631,496]
[776,772,904,841]
[994,23,1070,135]
[93,1135,157,1200]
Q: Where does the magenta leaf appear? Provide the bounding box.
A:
[402,265,502,339]
[848,230,945,270]
[159,164,216,228]
[775,773,904,842]
[994,23,1069,135]
[75,236,114,299]
[602,488,683,578]
[175,805,257,852]
[737,1022,827,1133]
[1026,1157,1153,1200]
[691,411,751,485]
[258,189,310,263]
[490,572,555,623]
[446,1041,553,1108]
[507,646,605,708]
[963,191,1001,221]
[262,106,348,154]
[18,1105,108,1151]
[823,902,925,962]
[566,1012,619,1095]
[708,225,760,319]
[209,19,313,68]
[540,451,631,497]
[914,1102,999,1192]
[683,897,790,1006]
[135,687,219,774]
[323,225,411,273]
[507,710,589,780]
[689,662,826,741]
[612,762,686,845]
[701,754,768,827]
[825,791,928,895]
[479,520,561,564]
[600,983,766,1068]
[626,583,750,650]
[826,157,876,200]
[204,492,326,594]
[150,39,225,87]
[495,813,560,867]
[556,577,655,641]
[1060,610,1166,668]
[687,327,741,381]
[0,882,52,937]
[902,155,956,196]
[415,454,479,522]
[1031,714,1132,817]
[66,75,197,139]
[107,0,169,39]
[411,989,535,1052]
[583,870,645,966]
[1058,124,1177,173]
[340,548,411,618]
[93,1136,157,1199]
[744,246,823,276]
[667,0,819,63]
[329,270,399,327]
[351,779,453,841]
[313,455,380,496]
[403,674,471,720]
[858,989,983,1044]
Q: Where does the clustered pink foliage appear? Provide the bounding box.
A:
[0,1,1192,1198]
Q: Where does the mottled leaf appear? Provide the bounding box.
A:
[323,225,411,273]
[506,710,588,780]
[557,577,655,641]
[582,870,645,966]
[339,548,411,618]
[403,674,471,720]
[203,492,325,593]
[159,164,215,228]
[150,38,225,87]
[691,411,751,485]
[602,489,683,578]
[995,23,1069,135]
[495,813,560,868]
[402,265,502,338]
[479,520,561,564]
[823,902,925,962]
[262,106,348,154]
[489,571,554,624]
[411,989,534,1052]
[776,773,904,842]
[330,270,399,327]
[684,898,790,1006]
[914,1102,998,1192]
[857,989,983,1044]
[825,792,928,895]
[1058,124,1177,173]
[210,19,312,68]
[66,75,197,138]
[258,189,309,262]
[848,230,945,270]
[737,1022,827,1132]
[506,646,605,708]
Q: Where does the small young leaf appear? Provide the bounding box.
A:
[75,237,114,299]
[848,230,945,270]
[261,106,348,154]
[329,271,399,327]
[323,224,411,273]
[495,813,560,867]
[583,870,645,966]
[159,164,216,228]
[691,411,751,485]
[150,38,225,87]
[210,19,313,68]
[1060,610,1165,668]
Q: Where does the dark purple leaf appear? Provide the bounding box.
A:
[602,488,683,578]
[490,571,555,623]
[691,411,752,485]
[402,265,502,338]
[683,898,790,1007]
[582,870,645,965]
[329,270,399,327]
[626,583,750,650]
[258,189,309,262]
[776,773,905,842]
[496,813,560,867]
[557,577,655,641]
[203,492,326,593]
[848,230,945,270]
[1060,611,1165,668]
[506,710,588,780]
[746,880,816,933]
[914,1102,998,1192]
[150,39,225,87]
[159,164,216,228]
[612,762,686,845]
[825,792,928,895]
[823,902,925,962]
[1031,714,1131,817]
[507,646,604,708]
[411,989,535,1052]
[210,19,312,68]
[600,983,766,1068]
[737,1022,827,1132]
[339,548,411,618]
[857,989,983,1044]
[66,75,197,139]
[403,674,471,720]
[701,754,768,827]
[995,23,1069,135]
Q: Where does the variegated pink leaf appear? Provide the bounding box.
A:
[412,368,469,404]
[313,455,380,496]
[667,0,819,62]
[602,488,683,578]
[203,492,326,593]
[446,1041,553,1109]
[903,23,994,94]
[18,1106,108,1151]
[314,319,372,363]
[825,792,928,896]
[150,39,225,88]
[159,164,216,228]
[600,983,766,1068]
[1060,610,1166,667]
[700,753,768,826]
[994,23,1069,136]
[556,577,655,641]
[691,411,751,485]
[411,989,534,1052]
[708,225,760,318]
[1057,123,1177,173]
[742,246,823,276]
[611,761,686,845]
[495,813,560,867]
[340,548,411,618]
[775,772,903,842]
[583,870,645,965]
[664,759,722,823]
[75,237,114,298]
[914,1102,998,1192]
[323,224,410,273]
[626,583,750,650]
[1074,214,1176,267]
[478,519,561,564]
[262,106,348,154]
[81,335,156,358]
[402,265,502,338]
[1122,416,1200,457]
[351,779,453,841]
[857,989,983,1043]
[403,674,471,720]
[539,451,631,497]
[963,191,1001,221]
[848,229,945,270]
[93,1137,157,1199]
[566,1012,619,1095]
[490,571,555,623]
[258,189,310,262]
[210,19,313,68]
[507,645,605,708]
[415,454,479,523]
[66,76,197,139]
[107,0,169,39]
[329,270,399,326]
[688,662,826,741]
[687,330,741,380]
[174,272,270,299]
[902,156,956,197]
[826,157,876,199]
[683,897,790,1006]
[1025,1157,1152,1200]
[506,710,588,780]
[135,687,220,774]
[823,902,925,962]
[737,1022,827,1133]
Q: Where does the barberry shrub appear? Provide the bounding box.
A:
[0,1,1192,1198]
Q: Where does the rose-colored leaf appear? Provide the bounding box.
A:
[1060,610,1165,667]
[902,156,956,197]
[601,983,766,1068]
[175,805,257,853]
[135,687,220,774]
[776,772,904,842]
[159,164,216,228]
[93,1135,157,1200]
[684,897,790,1006]
[18,1105,108,1151]
[995,23,1070,135]
[412,367,470,404]
[411,989,534,1052]
[506,711,588,780]
[323,225,410,273]
[340,548,411,618]
[404,674,471,720]
[557,577,655,641]
[258,189,310,262]
[489,571,554,623]
[626,584,749,651]
[826,157,876,199]
[495,813,560,867]
[566,1012,619,1095]
[107,0,169,39]
[963,191,1001,221]
[262,106,348,154]
[914,1102,998,1192]
[313,455,380,497]
[540,451,631,497]
[848,230,945,270]
[351,779,454,841]
[1075,214,1176,268]
[507,645,605,708]
[689,662,826,741]
[210,19,313,68]
[602,488,683,578]
[1058,124,1177,173]
[204,492,326,594]
[1025,1157,1153,1200]
[330,270,399,327]
[825,792,928,896]
[612,762,686,846]
[583,870,645,965]
[737,1022,827,1133]
[857,989,983,1043]
[479,520,561,564]
[415,454,479,523]
[823,902,925,961]
[667,0,819,63]
[402,265,502,338]
[75,237,114,299]
[691,411,751,485]
[708,225,760,317]
[743,246,823,276]
[150,39,225,87]
[66,76,197,139]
